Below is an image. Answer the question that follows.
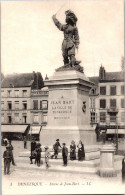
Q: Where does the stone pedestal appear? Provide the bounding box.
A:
[98,144,117,177]
[40,69,96,146]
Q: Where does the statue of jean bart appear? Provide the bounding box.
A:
[52,10,81,67]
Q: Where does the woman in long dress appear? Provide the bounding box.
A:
[70,140,76,160]
[77,140,85,161]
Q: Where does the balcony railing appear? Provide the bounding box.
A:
[107,107,118,113]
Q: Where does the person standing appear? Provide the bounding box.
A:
[35,143,42,167]
[45,146,50,169]
[30,138,36,164]
[8,140,16,166]
[51,139,62,159]
[24,136,27,149]
[70,140,76,160]
[122,155,125,183]
[77,140,85,161]
[62,143,68,166]
[3,145,12,175]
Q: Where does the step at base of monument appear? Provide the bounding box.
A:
[14,155,123,173]
[19,151,100,161]
[15,157,100,168]
[19,145,101,161]
[11,156,123,174]
[10,162,98,174]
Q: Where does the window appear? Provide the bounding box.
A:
[15,101,19,110]
[33,100,38,110]
[110,113,116,122]
[22,101,27,110]
[7,90,12,97]
[90,112,95,123]
[15,90,19,97]
[90,98,95,108]
[1,101,4,110]
[15,113,19,123]
[100,99,106,108]
[42,114,47,123]
[8,101,12,110]
[110,99,116,108]
[22,115,27,123]
[121,112,125,122]
[33,113,39,123]
[100,86,106,95]
[8,116,12,123]
[110,86,116,95]
[1,113,4,123]
[100,112,106,122]
[1,90,4,97]
[40,100,48,110]
[22,90,27,96]
[91,88,96,95]
[121,99,125,108]
[121,85,125,95]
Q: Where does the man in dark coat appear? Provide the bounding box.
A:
[52,10,79,66]
[8,140,16,166]
[51,139,62,159]
[35,143,42,167]
[62,143,68,166]
[3,145,12,175]
[30,138,36,164]
[122,155,125,183]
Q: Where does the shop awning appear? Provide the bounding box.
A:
[1,125,28,133]
[29,126,41,134]
[107,129,125,134]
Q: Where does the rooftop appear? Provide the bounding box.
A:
[1,73,34,88]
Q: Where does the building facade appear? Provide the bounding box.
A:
[1,72,44,140]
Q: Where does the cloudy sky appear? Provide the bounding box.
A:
[1,0,124,79]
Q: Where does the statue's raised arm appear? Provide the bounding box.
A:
[52,10,80,67]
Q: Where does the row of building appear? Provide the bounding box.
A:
[1,67,125,140]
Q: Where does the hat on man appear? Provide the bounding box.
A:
[71,140,75,144]
[36,143,41,147]
[56,139,59,141]
[44,146,49,149]
[62,143,66,145]
[65,10,78,24]
[6,145,10,149]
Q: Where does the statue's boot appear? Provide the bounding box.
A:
[63,57,69,66]
[70,55,76,67]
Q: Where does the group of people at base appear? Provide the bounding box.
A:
[3,140,16,175]
[51,139,85,163]
[29,138,85,168]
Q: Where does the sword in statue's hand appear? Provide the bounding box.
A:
[55,3,66,15]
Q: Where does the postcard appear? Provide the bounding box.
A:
[1,0,125,194]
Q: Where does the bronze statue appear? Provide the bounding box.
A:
[52,10,80,67]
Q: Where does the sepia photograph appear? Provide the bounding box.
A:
[1,0,125,194]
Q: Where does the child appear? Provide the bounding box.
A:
[45,146,50,169]
[35,143,42,167]
[3,145,12,175]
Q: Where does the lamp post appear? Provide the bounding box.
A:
[115,115,118,155]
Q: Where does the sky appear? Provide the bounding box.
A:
[1,0,124,79]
